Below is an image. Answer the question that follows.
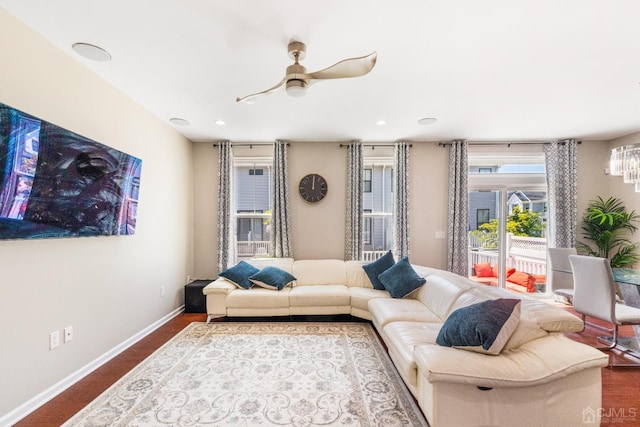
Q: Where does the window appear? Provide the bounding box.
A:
[234,158,272,260]
[362,157,393,261]
[467,145,548,294]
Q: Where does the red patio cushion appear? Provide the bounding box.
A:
[473,262,493,277]
[492,265,516,278]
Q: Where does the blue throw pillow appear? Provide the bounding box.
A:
[249,266,297,291]
[363,250,395,290]
[436,299,521,355]
[219,261,260,289]
[377,257,426,298]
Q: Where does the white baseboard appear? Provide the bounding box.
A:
[0,306,185,427]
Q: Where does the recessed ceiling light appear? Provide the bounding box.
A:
[417,117,437,126]
[72,42,112,62]
[169,118,190,126]
[376,120,387,126]
[215,120,226,126]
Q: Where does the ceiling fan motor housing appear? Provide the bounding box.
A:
[285,61,308,96]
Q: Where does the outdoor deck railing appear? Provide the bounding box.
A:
[469,233,547,276]
[237,241,270,256]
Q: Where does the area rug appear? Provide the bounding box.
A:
[63,322,429,426]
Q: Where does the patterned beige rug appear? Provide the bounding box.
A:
[63,322,428,426]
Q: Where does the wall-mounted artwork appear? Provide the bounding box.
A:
[0,102,142,240]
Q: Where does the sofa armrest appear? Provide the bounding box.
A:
[414,333,608,388]
[202,278,235,317]
[203,278,236,295]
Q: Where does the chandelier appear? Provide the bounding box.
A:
[610,145,640,191]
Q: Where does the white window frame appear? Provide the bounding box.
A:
[362,155,394,261]
[233,156,272,261]
[468,145,548,295]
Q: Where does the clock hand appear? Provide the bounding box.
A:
[312,175,315,190]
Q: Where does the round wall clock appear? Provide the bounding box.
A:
[298,173,328,203]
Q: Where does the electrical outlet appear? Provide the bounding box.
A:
[49,330,60,350]
[187,275,191,284]
[64,326,73,343]
[160,286,166,297]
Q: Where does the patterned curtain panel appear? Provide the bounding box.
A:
[447,140,469,276]
[216,141,234,273]
[270,140,293,258]
[345,141,363,261]
[393,141,410,259]
[544,139,578,248]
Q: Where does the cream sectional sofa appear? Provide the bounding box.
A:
[202,258,609,427]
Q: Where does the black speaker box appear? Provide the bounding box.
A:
[184,280,211,313]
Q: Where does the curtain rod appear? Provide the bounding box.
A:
[212,142,290,148]
[438,140,581,147]
[339,143,413,148]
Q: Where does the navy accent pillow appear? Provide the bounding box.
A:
[363,250,395,290]
[436,299,521,355]
[249,266,297,291]
[219,261,260,289]
[377,257,426,298]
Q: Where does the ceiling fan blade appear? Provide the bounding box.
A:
[236,78,286,103]
[306,52,377,81]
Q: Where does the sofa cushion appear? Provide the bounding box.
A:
[249,266,296,290]
[415,273,473,321]
[363,250,395,290]
[369,298,441,341]
[226,288,291,309]
[383,321,442,387]
[289,285,350,307]
[247,257,294,273]
[378,257,426,298]
[349,287,389,313]
[345,260,375,288]
[292,259,347,286]
[436,299,521,355]
[219,261,260,289]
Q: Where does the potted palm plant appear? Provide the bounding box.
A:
[577,196,640,267]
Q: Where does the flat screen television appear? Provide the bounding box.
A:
[0,102,142,240]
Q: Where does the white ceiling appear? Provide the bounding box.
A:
[2,0,640,143]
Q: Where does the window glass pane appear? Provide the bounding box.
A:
[234,159,272,260]
[362,158,393,261]
[363,169,372,193]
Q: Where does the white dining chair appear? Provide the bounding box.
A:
[569,254,640,367]
[547,247,577,303]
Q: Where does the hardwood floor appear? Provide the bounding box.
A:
[14,311,640,426]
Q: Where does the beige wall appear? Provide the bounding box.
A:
[192,140,450,279]
[577,141,612,233]
[576,138,640,262]
[0,10,193,419]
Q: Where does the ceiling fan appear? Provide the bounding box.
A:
[236,41,377,103]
